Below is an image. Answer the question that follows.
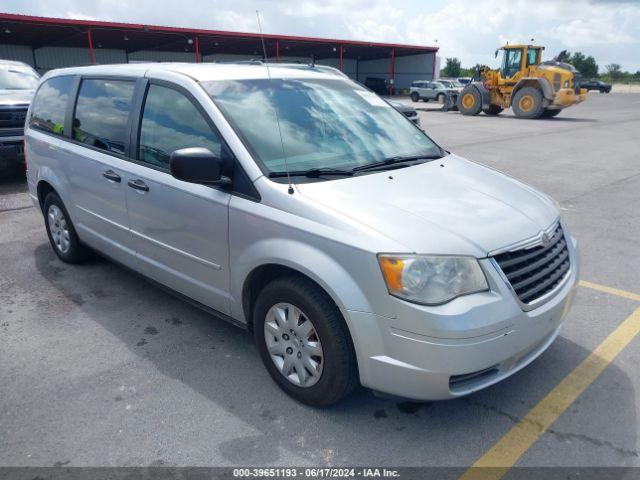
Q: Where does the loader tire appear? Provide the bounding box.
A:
[458,86,482,116]
[483,105,503,116]
[541,109,561,118]
[512,87,544,119]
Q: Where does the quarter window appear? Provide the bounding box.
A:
[73,79,135,155]
[138,84,223,170]
[29,76,75,136]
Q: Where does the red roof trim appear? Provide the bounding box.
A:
[0,12,438,52]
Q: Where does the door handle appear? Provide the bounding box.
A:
[127,179,149,192]
[102,169,121,183]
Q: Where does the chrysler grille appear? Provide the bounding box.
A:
[493,225,570,305]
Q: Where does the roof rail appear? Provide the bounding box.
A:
[210,60,349,78]
[214,59,264,65]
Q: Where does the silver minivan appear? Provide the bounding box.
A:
[26,63,579,406]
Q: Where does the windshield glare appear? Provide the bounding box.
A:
[0,66,40,90]
[204,78,440,174]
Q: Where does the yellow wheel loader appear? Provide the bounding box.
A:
[457,44,588,119]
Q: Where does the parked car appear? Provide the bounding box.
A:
[26,63,579,406]
[457,77,472,85]
[386,98,420,125]
[437,78,464,91]
[409,80,456,102]
[0,60,40,175]
[363,77,388,95]
[581,79,611,93]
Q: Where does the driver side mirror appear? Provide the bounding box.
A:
[170,147,232,187]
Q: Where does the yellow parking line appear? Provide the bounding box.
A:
[460,307,640,480]
[579,280,640,302]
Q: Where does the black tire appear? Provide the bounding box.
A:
[483,105,503,115]
[253,276,358,407]
[436,93,445,103]
[410,92,420,102]
[458,86,482,115]
[541,109,561,118]
[512,86,544,119]
[43,191,91,264]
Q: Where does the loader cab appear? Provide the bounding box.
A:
[497,45,544,79]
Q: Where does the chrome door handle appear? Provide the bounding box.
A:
[127,179,149,192]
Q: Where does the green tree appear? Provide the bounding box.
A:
[605,63,623,80]
[442,57,461,78]
[569,52,599,78]
[554,50,599,78]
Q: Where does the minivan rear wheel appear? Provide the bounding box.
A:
[253,276,358,406]
[43,192,91,264]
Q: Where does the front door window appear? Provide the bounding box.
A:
[502,49,523,78]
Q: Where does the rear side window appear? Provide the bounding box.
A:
[73,79,135,155]
[138,84,223,170]
[29,76,75,136]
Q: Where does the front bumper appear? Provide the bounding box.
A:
[0,136,24,172]
[346,233,580,401]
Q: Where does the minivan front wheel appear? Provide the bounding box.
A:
[263,302,324,388]
[43,192,90,263]
[253,276,358,406]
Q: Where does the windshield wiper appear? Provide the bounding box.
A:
[269,167,354,178]
[351,154,443,173]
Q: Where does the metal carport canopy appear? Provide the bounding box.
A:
[0,12,437,62]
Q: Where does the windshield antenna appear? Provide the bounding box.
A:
[256,10,294,195]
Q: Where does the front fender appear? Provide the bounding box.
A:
[230,237,380,323]
[514,77,554,101]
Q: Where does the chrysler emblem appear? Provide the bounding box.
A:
[540,232,551,247]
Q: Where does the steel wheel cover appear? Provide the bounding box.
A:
[48,205,70,254]
[264,302,324,387]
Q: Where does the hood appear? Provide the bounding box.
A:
[0,89,35,106]
[387,99,415,114]
[296,154,558,256]
[540,60,578,73]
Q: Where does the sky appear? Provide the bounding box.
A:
[3,0,640,72]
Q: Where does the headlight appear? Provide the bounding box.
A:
[378,254,488,305]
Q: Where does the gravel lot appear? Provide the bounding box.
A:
[1,92,639,469]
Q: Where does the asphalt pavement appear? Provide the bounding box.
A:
[0,92,638,469]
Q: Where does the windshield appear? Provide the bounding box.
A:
[0,65,40,90]
[440,80,462,88]
[203,78,441,174]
